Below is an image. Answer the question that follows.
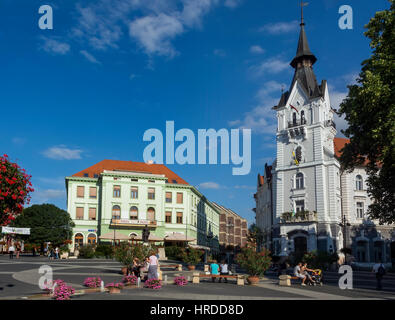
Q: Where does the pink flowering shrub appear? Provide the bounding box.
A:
[43,279,66,293]
[83,277,102,288]
[144,278,162,289]
[174,276,188,286]
[105,282,124,289]
[52,281,75,300]
[122,275,137,285]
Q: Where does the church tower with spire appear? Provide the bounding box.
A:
[270,5,342,257]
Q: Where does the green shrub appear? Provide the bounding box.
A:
[78,245,96,259]
[236,246,271,276]
[165,246,184,260]
[181,248,203,265]
[302,250,338,270]
[94,243,114,259]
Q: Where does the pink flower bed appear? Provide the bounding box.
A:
[144,278,162,289]
[83,277,102,288]
[174,276,188,286]
[105,282,124,289]
[122,275,137,285]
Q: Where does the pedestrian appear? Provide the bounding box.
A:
[294,262,307,286]
[210,260,220,283]
[15,243,21,259]
[219,260,229,283]
[8,244,15,259]
[372,260,386,290]
[55,247,60,259]
[147,251,158,280]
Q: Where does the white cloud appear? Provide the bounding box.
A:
[224,0,243,8]
[32,189,65,203]
[251,57,290,76]
[250,45,265,54]
[198,182,222,189]
[330,89,349,136]
[129,73,138,80]
[229,80,286,134]
[234,185,255,190]
[40,36,71,55]
[42,146,83,160]
[71,0,231,58]
[80,50,101,64]
[259,20,299,35]
[129,13,184,57]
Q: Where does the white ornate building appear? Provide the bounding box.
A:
[254,19,395,267]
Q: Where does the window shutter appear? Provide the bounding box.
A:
[89,187,97,198]
[89,208,96,220]
[177,193,183,204]
[77,186,84,197]
[76,207,84,219]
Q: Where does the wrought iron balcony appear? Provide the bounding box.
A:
[324,120,336,129]
[288,118,307,129]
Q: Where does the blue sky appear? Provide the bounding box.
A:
[0,0,390,225]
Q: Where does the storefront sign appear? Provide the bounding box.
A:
[1,227,30,235]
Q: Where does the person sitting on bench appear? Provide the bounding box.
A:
[294,262,307,286]
[219,260,229,283]
[301,263,315,285]
[210,260,220,282]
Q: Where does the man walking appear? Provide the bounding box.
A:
[372,260,386,290]
[8,244,15,259]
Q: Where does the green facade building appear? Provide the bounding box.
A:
[66,160,220,253]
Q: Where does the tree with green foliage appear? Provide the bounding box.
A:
[247,223,265,250]
[338,0,395,224]
[11,204,74,250]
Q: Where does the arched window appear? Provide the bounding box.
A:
[74,233,83,248]
[147,207,155,221]
[356,175,363,190]
[87,233,96,245]
[130,206,138,219]
[292,112,297,125]
[301,110,306,124]
[112,205,121,220]
[295,172,304,189]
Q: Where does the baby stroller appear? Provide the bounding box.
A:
[309,269,323,286]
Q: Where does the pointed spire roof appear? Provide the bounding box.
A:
[290,23,317,69]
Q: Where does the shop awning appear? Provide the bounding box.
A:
[164,233,195,242]
[130,234,163,242]
[99,231,130,240]
[188,244,211,251]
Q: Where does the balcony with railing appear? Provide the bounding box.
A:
[324,119,336,129]
[287,118,307,137]
[280,211,318,224]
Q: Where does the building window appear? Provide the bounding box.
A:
[148,180,155,183]
[301,110,306,124]
[77,186,84,198]
[176,192,183,204]
[112,205,121,220]
[176,212,183,224]
[165,211,172,223]
[130,206,138,219]
[88,208,96,220]
[113,185,121,198]
[89,187,97,199]
[295,172,304,189]
[147,207,155,221]
[295,200,305,212]
[356,175,363,191]
[356,202,364,219]
[76,207,84,220]
[87,233,96,245]
[74,233,83,248]
[148,188,155,200]
[131,187,138,199]
[165,192,172,203]
[293,112,297,125]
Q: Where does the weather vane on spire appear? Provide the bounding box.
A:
[300,1,309,26]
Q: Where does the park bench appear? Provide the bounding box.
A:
[192,272,245,286]
[160,264,183,271]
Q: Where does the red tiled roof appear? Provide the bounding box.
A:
[72,160,188,185]
[333,137,350,158]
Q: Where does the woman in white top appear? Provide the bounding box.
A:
[219,260,229,283]
[147,251,159,280]
[8,245,15,259]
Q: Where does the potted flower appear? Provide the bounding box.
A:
[122,275,137,286]
[105,282,124,294]
[83,277,102,288]
[236,244,271,285]
[144,278,162,289]
[181,248,203,270]
[114,243,134,275]
[174,276,188,286]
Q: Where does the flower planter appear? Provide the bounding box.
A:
[108,287,121,294]
[187,265,195,271]
[247,276,260,285]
